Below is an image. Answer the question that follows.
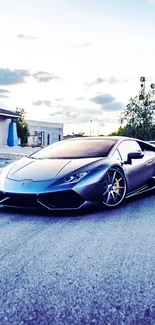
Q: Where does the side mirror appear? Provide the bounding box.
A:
[126,152,144,164]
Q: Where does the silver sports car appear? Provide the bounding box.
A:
[0,136,155,211]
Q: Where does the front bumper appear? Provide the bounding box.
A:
[0,189,87,210]
[0,168,105,210]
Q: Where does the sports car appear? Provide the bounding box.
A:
[0,136,155,211]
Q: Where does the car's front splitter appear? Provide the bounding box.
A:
[0,189,91,211]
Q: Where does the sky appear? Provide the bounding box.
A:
[1,0,155,135]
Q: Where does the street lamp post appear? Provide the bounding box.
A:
[90,119,92,136]
[139,76,155,101]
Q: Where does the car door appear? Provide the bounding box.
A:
[117,140,154,192]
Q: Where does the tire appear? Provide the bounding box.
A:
[102,167,126,207]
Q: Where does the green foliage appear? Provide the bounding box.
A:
[16,108,30,146]
[109,94,155,140]
[64,132,85,139]
[108,131,119,136]
[108,126,127,137]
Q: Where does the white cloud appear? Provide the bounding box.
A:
[1,1,155,135]
[0,68,30,85]
[33,71,60,83]
[17,34,39,40]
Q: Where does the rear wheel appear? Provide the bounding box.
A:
[102,168,126,207]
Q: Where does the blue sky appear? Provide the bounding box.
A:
[1,0,155,135]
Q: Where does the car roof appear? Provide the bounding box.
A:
[65,136,136,142]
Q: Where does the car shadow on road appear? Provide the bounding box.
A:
[0,204,100,218]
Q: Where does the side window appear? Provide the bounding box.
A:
[112,149,121,160]
[138,141,155,154]
[118,140,142,161]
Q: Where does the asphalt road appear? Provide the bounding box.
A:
[0,193,155,325]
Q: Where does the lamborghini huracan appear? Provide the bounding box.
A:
[0,136,155,211]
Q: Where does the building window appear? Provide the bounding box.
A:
[35,131,45,146]
[47,133,50,145]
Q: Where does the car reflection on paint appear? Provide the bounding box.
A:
[0,158,14,169]
[148,141,155,146]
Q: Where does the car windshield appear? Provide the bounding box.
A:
[31,139,116,159]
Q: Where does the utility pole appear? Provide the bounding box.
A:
[90,119,92,136]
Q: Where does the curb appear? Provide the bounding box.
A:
[0,153,28,159]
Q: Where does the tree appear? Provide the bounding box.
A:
[63,132,85,139]
[16,108,30,146]
[111,93,155,140]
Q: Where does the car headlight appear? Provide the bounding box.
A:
[60,171,89,184]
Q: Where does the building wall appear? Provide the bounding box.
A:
[0,118,11,145]
[0,118,63,147]
[26,120,63,147]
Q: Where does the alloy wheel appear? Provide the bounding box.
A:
[102,168,126,207]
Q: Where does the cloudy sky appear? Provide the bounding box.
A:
[1,0,155,135]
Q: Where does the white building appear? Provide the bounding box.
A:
[26,119,63,147]
[0,108,63,147]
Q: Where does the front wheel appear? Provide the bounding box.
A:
[102,168,126,207]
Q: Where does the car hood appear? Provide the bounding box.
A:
[6,156,103,181]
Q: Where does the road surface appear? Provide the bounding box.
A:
[0,192,155,324]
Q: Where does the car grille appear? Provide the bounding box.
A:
[0,192,6,202]
[0,192,39,208]
[38,190,85,209]
[0,190,85,210]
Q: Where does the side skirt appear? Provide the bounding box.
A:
[126,179,155,199]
